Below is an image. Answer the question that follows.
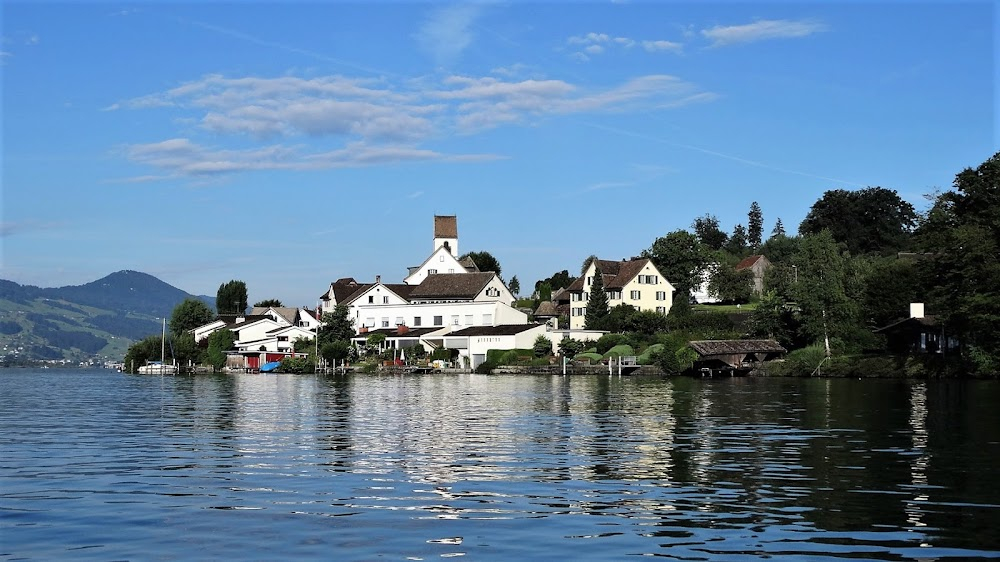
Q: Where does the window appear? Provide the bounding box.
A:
[366,317,374,327]
[383,296,389,304]
[656,306,667,314]
[448,269,454,273]
[439,255,445,262]
[381,318,389,328]
[395,317,403,326]
[451,315,460,325]
[485,287,501,298]
[609,290,621,300]
[428,269,437,274]
[368,295,374,303]
[482,314,492,324]
[630,290,641,300]
[587,276,593,286]
[465,315,473,325]
[413,317,422,327]
[656,291,667,301]
[433,315,443,326]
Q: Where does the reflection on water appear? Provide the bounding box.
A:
[1,370,999,560]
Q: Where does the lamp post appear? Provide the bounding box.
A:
[792,265,798,284]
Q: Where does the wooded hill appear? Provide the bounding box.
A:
[0,270,214,363]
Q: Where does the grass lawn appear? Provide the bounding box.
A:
[692,302,757,313]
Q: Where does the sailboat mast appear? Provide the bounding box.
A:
[161,318,166,362]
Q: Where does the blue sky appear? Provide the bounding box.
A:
[2,1,996,308]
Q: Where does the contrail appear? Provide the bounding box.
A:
[580,120,866,187]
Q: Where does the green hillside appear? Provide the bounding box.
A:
[0,271,214,364]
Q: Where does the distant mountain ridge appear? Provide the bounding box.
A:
[0,271,215,363]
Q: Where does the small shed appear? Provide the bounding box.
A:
[688,339,787,374]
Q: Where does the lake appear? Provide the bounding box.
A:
[2,369,999,560]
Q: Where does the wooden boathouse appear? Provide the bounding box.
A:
[688,339,787,375]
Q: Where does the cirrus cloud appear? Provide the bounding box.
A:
[701,19,827,47]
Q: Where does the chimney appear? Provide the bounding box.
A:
[376,274,381,284]
[397,325,409,335]
[359,326,368,334]
[910,303,925,319]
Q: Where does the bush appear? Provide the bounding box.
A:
[430,347,459,361]
[602,344,635,359]
[575,352,603,364]
[638,343,665,365]
[533,335,552,357]
[595,333,628,354]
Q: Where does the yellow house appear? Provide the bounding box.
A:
[566,258,675,329]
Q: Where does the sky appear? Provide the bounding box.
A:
[1,1,996,308]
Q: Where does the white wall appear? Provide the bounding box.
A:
[351,301,527,331]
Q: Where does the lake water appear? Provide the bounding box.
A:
[2,369,999,560]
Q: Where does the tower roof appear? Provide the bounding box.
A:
[434,215,458,238]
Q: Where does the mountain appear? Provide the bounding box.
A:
[0,271,215,363]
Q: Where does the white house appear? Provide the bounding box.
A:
[443,324,549,368]
[567,257,675,329]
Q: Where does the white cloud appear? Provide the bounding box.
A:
[113,70,715,177]
[701,19,827,47]
[642,40,683,53]
[568,32,682,59]
[414,4,487,66]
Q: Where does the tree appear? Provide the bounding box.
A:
[799,186,917,256]
[460,251,501,278]
[321,341,351,365]
[919,151,1000,371]
[748,201,764,250]
[533,335,552,358]
[759,233,800,264]
[791,230,856,352]
[537,282,553,302]
[253,299,283,308]
[558,337,584,358]
[692,214,728,250]
[509,275,520,298]
[709,261,754,304]
[205,329,235,371]
[643,230,707,298]
[771,218,786,238]
[535,270,573,293]
[746,290,792,346]
[725,224,748,256]
[585,266,610,329]
[581,255,598,276]
[216,280,248,315]
[169,298,214,336]
[318,305,355,347]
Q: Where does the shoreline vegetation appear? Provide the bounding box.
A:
[115,151,998,379]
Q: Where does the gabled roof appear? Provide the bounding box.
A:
[458,256,479,272]
[434,215,458,238]
[873,315,940,333]
[735,255,768,271]
[567,258,660,291]
[250,306,299,325]
[322,278,364,302]
[409,272,496,300]
[343,283,416,305]
[448,324,544,336]
[223,315,278,330]
[605,258,652,290]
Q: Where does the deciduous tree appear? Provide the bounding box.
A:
[692,214,728,250]
[799,187,917,256]
[253,299,283,308]
[216,280,248,315]
[643,230,707,298]
[170,298,214,336]
[460,251,502,278]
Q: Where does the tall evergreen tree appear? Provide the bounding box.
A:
[725,224,748,255]
[771,218,786,238]
[585,267,609,330]
[748,201,764,250]
[508,275,520,298]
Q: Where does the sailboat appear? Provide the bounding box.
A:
[138,318,179,375]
